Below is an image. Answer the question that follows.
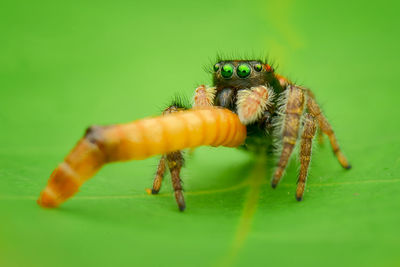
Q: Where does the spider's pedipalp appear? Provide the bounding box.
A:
[193,85,216,108]
[317,128,325,145]
[296,113,317,201]
[236,85,275,125]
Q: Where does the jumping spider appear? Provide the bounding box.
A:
[38,59,351,211]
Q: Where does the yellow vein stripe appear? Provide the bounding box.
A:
[1,178,399,201]
[217,157,266,267]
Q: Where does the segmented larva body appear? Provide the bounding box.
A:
[37,107,247,208]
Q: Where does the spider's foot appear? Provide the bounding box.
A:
[271,177,280,189]
[296,181,306,201]
[271,181,278,189]
[175,191,186,212]
[344,164,352,170]
[178,203,186,212]
[145,188,159,195]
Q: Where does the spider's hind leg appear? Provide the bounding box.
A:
[306,90,351,169]
[147,105,184,196]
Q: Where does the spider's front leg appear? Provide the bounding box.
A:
[149,105,187,210]
[166,151,185,211]
[271,85,305,188]
[148,105,184,194]
[150,155,166,194]
[149,85,216,210]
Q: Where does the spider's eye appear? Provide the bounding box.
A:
[213,64,220,72]
[237,64,251,78]
[221,64,234,79]
[254,64,263,72]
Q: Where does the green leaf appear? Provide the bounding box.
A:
[1,0,399,267]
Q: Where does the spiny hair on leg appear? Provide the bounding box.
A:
[271,88,290,150]
[165,93,191,111]
[271,86,308,160]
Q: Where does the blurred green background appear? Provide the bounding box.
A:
[1,0,399,266]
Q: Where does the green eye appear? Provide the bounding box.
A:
[213,64,220,72]
[221,64,234,78]
[237,64,251,78]
[254,64,263,72]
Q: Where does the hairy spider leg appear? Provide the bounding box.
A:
[317,128,324,145]
[149,105,186,195]
[296,113,317,201]
[272,85,305,188]
[150,155,166,194]
[150,104,190,210]
[306,90,351,169]
[151,85,217,208]
[167,151,185,211]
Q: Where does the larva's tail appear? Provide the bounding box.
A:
[37,107,247,208]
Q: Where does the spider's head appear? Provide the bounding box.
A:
[212,60,274,90]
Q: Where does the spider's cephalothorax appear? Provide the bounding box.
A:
[38,58,351,212]
[212,60,283,112]
[213,60,279,90]
[209,60,283,153]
